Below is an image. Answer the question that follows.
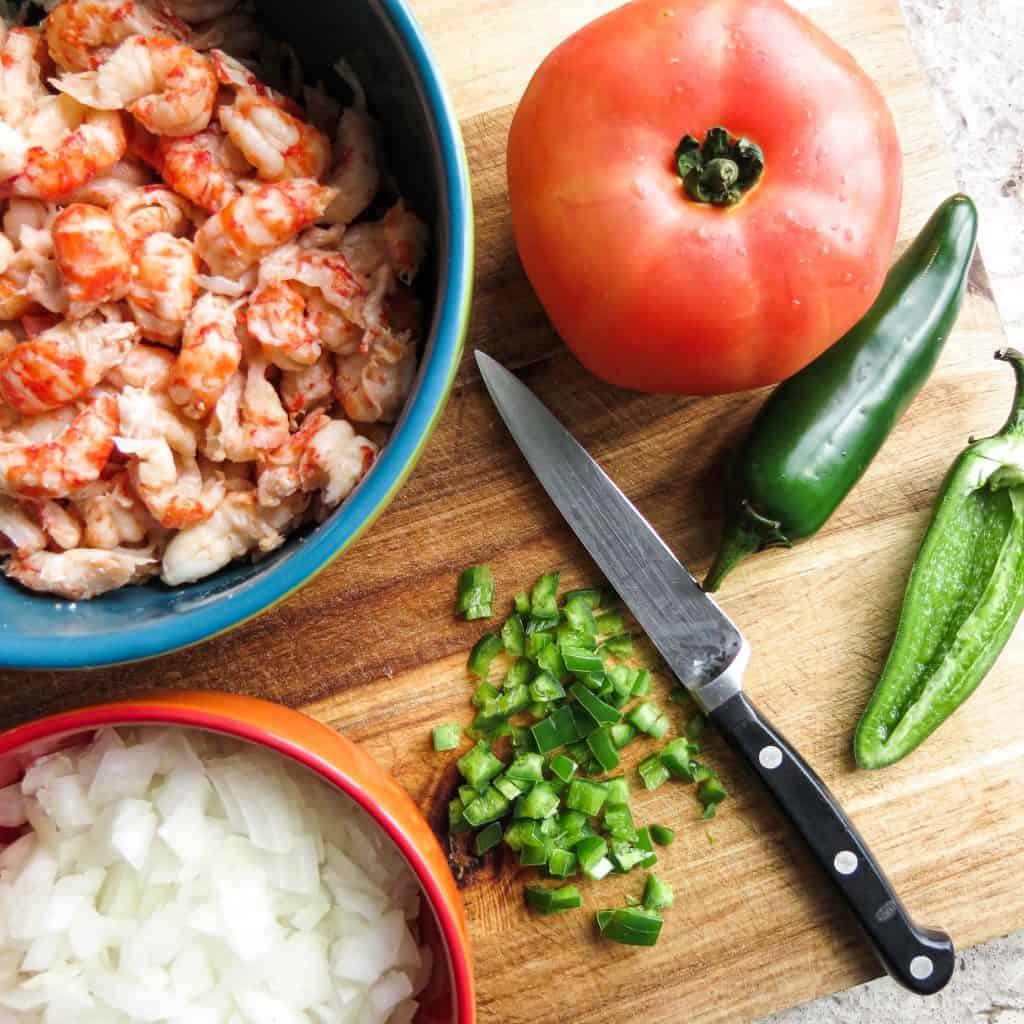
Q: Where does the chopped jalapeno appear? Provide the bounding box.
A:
[535,644,566,679]
[643,873,674,911]
[557,623,597,652]
[557,810,589,840]
[607,690,630,712]
[530,571,560,620]
[564,739,592,766]
[519,845,550,869]
[525,632,554,659]
[493,774,525,801]
[650,824,675,846]
[698,772,727,818]
[470,709,508,740]
[627,701,663,735]
[635,827,657,868]
[600,633,634,657]
[490,682,530,718]
[631,669,652,697]
[575,671,606,694]
[432,723,461,752]
[472,682,499,708]
[463,786,510,827]
[474,821,504,856]
[566,779,609,815]
[505,752,544,782]
[610,839,648,873]
[525,615,554,635]
[448,565,732,945]
[596,907,663,946]
[561,648,606,675]
[638,754,670,791]
[501,614,526,655]
[586,726,621,772]
[467,633,502,678]
[602,803,635,840]
[510,726,535,752]
[605,776,629,804]
[457,741,504,791]
[525,883,582,915]
[549,754,577,783]
[609,723,637,749]
[596,610,624,635]
[563,588,603,609]
[504,820,541,852]
[457,565,495,620]
[570,703,599,740]
[529,671,566,703]
[515,781,561,820]
[570,682,622,726]
[646,712,672,740]
[448,798,471,834]
[563,595,598,635]
[547,848,578,879]
[660,737,698,781]
[505,659,535,687]
[538,816,560,837]
[606,665,633,702]
[575,835,608,874]
[531,705,579,753]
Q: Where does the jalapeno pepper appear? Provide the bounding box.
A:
[704,194,979,591]
[855,350,1024,768]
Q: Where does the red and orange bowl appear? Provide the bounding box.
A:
[0,691,475,1023]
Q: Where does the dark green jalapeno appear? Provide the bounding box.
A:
[705,195,979,591]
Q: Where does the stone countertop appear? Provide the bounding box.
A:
[762,2,1024,1022]
[901,0,1024,344]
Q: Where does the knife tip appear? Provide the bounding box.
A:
[474,349,497,374]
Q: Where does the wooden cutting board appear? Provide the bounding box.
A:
[2,1,1022,1022]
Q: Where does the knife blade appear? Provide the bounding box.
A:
[475,349,955,996]
[474,351,746,713]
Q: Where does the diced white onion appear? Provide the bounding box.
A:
[0,728,429,1023]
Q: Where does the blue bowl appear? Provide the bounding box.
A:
[0,0,473,670]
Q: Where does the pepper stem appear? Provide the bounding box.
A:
[995,348,1024,434]
[675,127,764,207]
[703,526,760,592]
[704,501,791,592]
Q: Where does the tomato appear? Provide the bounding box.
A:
[507,0,903,395]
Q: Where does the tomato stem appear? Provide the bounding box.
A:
[676,127,764,207]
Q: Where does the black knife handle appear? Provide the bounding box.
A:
[709,691,955,995]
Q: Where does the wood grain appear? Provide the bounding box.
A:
[2,2,1022,1023]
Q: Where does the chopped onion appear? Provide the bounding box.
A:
[87,745,160,805]
[0,728,430,1023]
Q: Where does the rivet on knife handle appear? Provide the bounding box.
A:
[709,691,956,995]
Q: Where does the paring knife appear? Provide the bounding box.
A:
[475,350,955,996]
